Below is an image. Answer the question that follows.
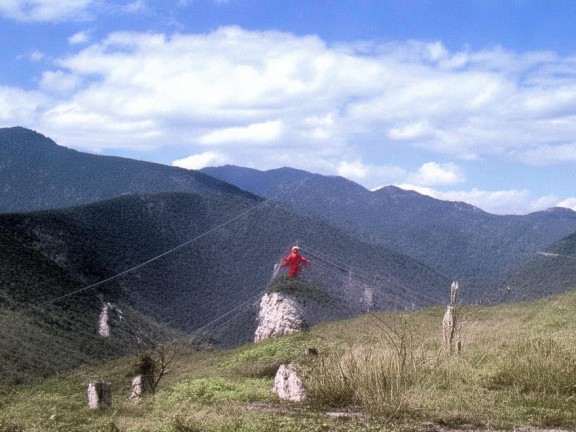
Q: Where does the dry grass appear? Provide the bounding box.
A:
[3,291,576,430]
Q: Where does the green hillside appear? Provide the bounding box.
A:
[494,229,576,302]
[0,226,177,385]
[0,191,449,384]
[2,287,576,431]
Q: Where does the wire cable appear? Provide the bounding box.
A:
[19,177,310,313]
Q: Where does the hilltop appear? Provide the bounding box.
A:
[0,127,253,213]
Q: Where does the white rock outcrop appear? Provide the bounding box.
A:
[98,302,123,337]
[254,292,305,343]
[129,374,155,400]
[87,379,112,410]
[272,364,307,402]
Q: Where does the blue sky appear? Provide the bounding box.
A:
[2,0,576,214]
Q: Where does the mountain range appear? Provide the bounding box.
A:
[2,126,576,383]
[201,165,576,282]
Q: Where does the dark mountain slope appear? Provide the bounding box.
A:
[0,127,254,213]
[494,229,576,302]
[0,192,450,353]
[0,225,174,384]
[201,166,576,280]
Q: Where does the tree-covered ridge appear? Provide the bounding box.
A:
[0,127,254,213]
[492,228,576,303]
[202,165,576,281]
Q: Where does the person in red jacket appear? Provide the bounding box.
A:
[282,246,310,278]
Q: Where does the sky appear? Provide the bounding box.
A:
[2,1,576,215]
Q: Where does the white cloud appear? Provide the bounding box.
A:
[0,86,46,123]
[6,26,576,214]
[337,159,407,186]
[557,197,576,212]
[0,0,93,21]
[395,184,562,215]
[409,162,465,186]
[514,142,576,165]
[198,120,284,146]
[172,151,231,170]
[69,30,91,45]
[123,0,146,14]
[33,27,576,163]
[39,71,81,93]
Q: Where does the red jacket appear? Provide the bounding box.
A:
[282,252,309,277]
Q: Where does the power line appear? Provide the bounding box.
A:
[19,178,310,313]
[537,251,576,260]
[299,242,444,307]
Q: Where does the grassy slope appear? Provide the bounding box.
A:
[3,290,576,431]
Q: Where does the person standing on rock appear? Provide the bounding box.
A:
[282,246,310,278]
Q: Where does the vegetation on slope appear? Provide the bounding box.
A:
[2,289,576,431]
[0,127,253,213]
[0,191,449,384]
[492,228,576,303]
[201,166,576,283]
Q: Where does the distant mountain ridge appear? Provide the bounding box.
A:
[3,127,575,283]
[0,127,253,213]
[495,229,576,302]
[201,165,576,280]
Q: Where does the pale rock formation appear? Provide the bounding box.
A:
[254,292,305,342]
[272,364,307,402]
[98,302,123,337]
[87,379,112,409]
[129,375,155,400]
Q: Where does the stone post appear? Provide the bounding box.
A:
[87,379,112,410]
[129,374,155,400]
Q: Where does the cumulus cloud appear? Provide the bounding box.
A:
[39,71,81,93]
[123,0,147,14]
[69,30,91,45]
[0,86,46,123]
[198,120,284,146]
[172,151,231,170]
[337,160,407,186]
[395,184,564,215]
[26,27,576,162]
[557,197,576,212]
[5,26,576,213]
[408,162,465,186]
[0,0,94,21]
[514,143,576,165]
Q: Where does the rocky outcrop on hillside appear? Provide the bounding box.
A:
[254,276,359,343]
[272,363,307,401]
[254,291,305,342]
[98,302,123,337]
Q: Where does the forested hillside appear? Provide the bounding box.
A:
[0,127,253,213]
[202,166,576,281]
[0,225,176,384]
[0,191,450,382]
[493,230,576,302]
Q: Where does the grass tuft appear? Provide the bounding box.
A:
[487,336,576,395]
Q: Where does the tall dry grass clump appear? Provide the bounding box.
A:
[305,316,429,414]
[488,337,576,396]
